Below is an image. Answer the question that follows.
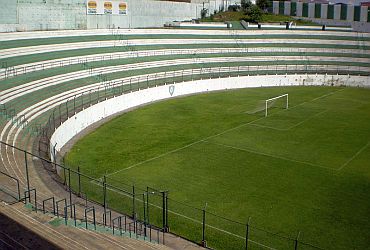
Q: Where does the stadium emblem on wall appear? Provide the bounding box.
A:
[119,2,127,15]
[104,2,113,14]
[169,85,175,96]
[87,1,97,14]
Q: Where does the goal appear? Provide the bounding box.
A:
[265,94,288,117]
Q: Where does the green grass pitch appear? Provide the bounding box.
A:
[65,86,370,250]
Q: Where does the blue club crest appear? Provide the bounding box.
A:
[169,85,175,96]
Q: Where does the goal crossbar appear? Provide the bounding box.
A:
[265,94,288,117]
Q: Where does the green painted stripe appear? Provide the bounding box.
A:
[1,33,370,50]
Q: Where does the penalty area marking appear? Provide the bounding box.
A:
[104,88,345,178]
[249,109,328,131]
[338,142,369,171]
[205,141,336,172]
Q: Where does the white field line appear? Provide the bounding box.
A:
[249,110,328,131]
[338,142,370,171]
[106,89,343,177]
[1,38,369,59]
[90,181,276,250]
[206,141,335,171]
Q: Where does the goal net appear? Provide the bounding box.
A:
[265,94,288,117]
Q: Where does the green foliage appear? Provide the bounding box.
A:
[67,86,370,250]
[245,5,263,22]
[256,0,271,11]
[201,8,208,19]
[241,0,252,12]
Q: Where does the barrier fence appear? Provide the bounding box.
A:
[1,63,367,249]
[1,46,369,80]
[0,141,165,245]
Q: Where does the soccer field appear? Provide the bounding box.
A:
[65,86,370,249]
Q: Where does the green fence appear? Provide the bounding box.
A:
[279,1,285,15]
[314,4,321,19]
[327,4,334,19]
[340,4,347,20]
[354,6,361,21]
[290,2,297,16]
[302,3,309,17]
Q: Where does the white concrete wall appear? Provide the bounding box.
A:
[334,4,341,20]
[50,74,370,159]
[347,5,354,22]
[321,4,328,19]
[273,1,279,15]
[360,6,368,22]
[87,0,202,29]
[308,3,315,18]
[296,2,303,17]
[0,0,213,31]
[0,0,17,24]
[284,1,291,16]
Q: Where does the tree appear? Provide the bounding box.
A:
[256,0,270,12]
[241,0,252,12]
[248,5,262,22]
[201,8,208,19]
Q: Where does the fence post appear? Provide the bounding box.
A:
[146,187,150,225]
[68,168,72,217]
[24,151,30,201]
[143,193,146,237]
[78,166,81,197]
[201,209,206,247]
[294,231,301,250]
[161,191,168,232]
[246,217,251,250]
[132,184,136,219]
[165,194,169,231]
[73,95,76,114]
[103,175,107,226]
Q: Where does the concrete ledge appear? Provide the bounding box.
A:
[50,74,370,158]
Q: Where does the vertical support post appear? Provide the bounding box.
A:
[295,231,301,250]
[66,100,69,118]
[165,194,169,231]
[58,103,61,125]
[103,175,107,226]
[62,158,67,185]
[143,193,146,237]
[78,166,81,197]
[132,184,136,219]
[73,95,76,114]
[68,168,72,217]
[146,187,150,226]
[24,151,30,202]
[246,217,251,250]
[93,208,96,230]
[286,94,289,109]
[52,110,56,131]
[265,101,268,117]
[201,209,206,247]
[161,191,166,230]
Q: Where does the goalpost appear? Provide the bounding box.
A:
[265,94,289,117]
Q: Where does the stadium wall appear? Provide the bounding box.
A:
[86,0,202,29]
[50,74,370,158]
[0,0,211,32]
[272,1,370,32]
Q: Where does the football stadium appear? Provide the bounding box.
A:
[0,0,369,249]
